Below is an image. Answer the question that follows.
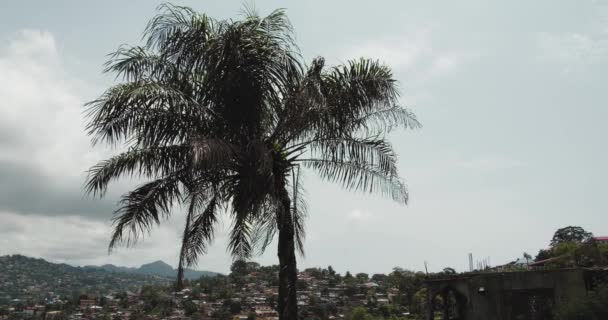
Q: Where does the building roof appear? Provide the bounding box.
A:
[361,282,379,288]
[593,236,608,241]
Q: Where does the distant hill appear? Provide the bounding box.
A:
[0,255,221,305]
[85,260,220,280]
[0,255,170,304]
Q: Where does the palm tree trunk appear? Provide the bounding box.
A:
[277,184,298,320]
[177,194,197,291]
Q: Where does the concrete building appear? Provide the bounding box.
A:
[424,268,607,320]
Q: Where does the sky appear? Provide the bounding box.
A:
[0,0,607,275]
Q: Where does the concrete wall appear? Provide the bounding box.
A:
[427,269,595,320]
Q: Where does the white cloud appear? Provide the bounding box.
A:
[348,30,432,70]
[429,53,461,77]
[455,154,527,171]
[347,209,373,223]
[0,29,101,178]
[0,211,176,267]
[343,29,468,81]
[536,31,608,71]
[0,208,241,272]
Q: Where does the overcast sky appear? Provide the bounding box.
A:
[1,0,607,275]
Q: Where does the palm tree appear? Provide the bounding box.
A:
[523,252,532,266]
[85,4,419,320]
[249,56,420,320]
[85,4,301,290]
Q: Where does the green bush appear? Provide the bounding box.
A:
[554,284,608,320]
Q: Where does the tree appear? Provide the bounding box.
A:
[347,307,373,320]
[183,300,198,316]
[574,240,604,267]
[85,3,304,292]
[442,267,456,275]
[554,282,608,319]
[230,260,249,277]
[86,4,417,320]
[523,252,532,265]
[327,266,336,277]
[551,226,593,246]
[356,273,369,283]
[535,249,552,261]
[229,300,242,315]
[371,274,387,283]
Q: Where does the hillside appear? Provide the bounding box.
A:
[0,255,170,305]
[85,260,219,280]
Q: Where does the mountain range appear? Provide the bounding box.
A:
[84,260,220,280]
[0,255,170,303]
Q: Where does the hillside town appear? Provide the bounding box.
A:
[0,257,432,320]
[3,227,608,320]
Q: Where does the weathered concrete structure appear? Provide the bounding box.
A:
[425,268,607,320]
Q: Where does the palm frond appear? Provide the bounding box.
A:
[183,195,220,266]
[228,212,254,260]
[108,173,184,250]
[190,137,236,170]
[353,105,421,135]
[303,58,402,140]
[200,9,302,139]
[250,198,279,256]
[307,137,399,177]
[104,45,177,82]
[85,80,204,146]
[85,145,189,197]
[271,57,326,144]
[302,158,408,204]
[291,166,307,256]
[144,3,211,52]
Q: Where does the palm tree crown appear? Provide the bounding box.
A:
[85,4,419,319]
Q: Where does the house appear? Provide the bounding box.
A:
[79,299,96,308]
[255,305,279,320]
[593,236,608,243]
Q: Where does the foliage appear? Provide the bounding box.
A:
[0,255,167,305]
[86,3,417,318]
[554,283,608,320]
[534,226,607,268]
[441,267,456,275]
[140,286,172,316]
[347,307,374,320]
[356,273,369,283]
[182,299,198,316]
[551,226,593,246]
[535,239,607,268]
[535,248,553,261]
[231,260,250,277]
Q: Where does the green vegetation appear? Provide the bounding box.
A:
[85,3,417,320]
[554,283,608,320]
[534,226,608,268]
[551,226,594,246]
[0,255,168,306]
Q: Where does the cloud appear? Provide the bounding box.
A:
[348,209,372,222]
[0,31,271,272]
[455,154,527,171]
[0,209,245,273]
[343,29,468,81]
[536,31,608,71]
[0,30,121,218]
[0,210,179,267]
[348,30,433,70]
